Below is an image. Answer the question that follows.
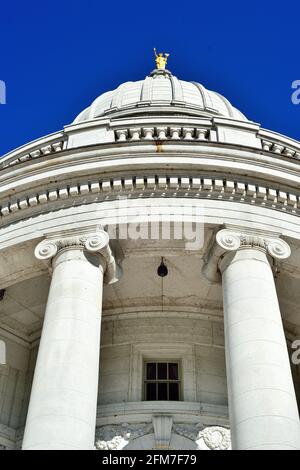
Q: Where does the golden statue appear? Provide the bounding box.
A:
[154,48,170,70]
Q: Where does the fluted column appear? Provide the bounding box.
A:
[22,231,115,450]
[216,229,300,450]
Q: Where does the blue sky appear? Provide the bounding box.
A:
[0,0,299,156]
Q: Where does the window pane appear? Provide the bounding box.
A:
[168,363,178,380]
[146,382,157,400]
[158,382,168,400]
[169,383,179,400]
[146,363,156,380]
[157,363,167,380]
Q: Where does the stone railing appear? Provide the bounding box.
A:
[0,133,66,170]
[261,140,300,159]
[2,120,300,174]
[115,126,210,142]
[257,129,300,160]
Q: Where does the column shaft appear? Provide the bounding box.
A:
[220,247,300,450]
[22,247,104,450]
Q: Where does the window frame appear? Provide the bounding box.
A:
[143,359,182,401]
[128,343,196,403]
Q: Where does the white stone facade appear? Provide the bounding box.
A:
[0,68,300,450]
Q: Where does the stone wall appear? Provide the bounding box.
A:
[99,314,227,406]
[0,333,34,448]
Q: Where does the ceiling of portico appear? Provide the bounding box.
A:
[105,239,223,315]
[0,274,50,339]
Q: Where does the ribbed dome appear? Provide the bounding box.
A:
[74,69,247,123]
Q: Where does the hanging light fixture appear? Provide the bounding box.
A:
[157,257,168,277]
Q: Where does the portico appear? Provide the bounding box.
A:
[17,224,300,450]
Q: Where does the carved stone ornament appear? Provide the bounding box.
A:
[173,424,231,450]
[152,415,173,449]
[216,229,291,260]
[35,231,109,261]
[95,423,153,450]
[196,426,231,450]
[172,423,202,441]
[95,423,231,451]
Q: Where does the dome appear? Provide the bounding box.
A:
[73,69,247,123]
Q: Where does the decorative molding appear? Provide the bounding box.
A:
[1,175,300,221]
[112,125,300,162]
[1,139,65,170]
[97,402,229,427]
[152,415,173,449]
[261,139,300,159]
[115,126,210,142]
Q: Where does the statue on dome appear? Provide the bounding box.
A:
[154,48,170,70]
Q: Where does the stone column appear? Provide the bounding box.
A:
[216,229,300,450]
[22,231,114,450]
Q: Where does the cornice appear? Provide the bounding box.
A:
[0,171,300,227]
[1,116,300,229]
[0,131,65,169]
[101,306,224,323]
[96,401,229,424]
[1,141,300,194]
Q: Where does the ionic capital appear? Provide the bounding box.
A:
[216,229,291,260]
[35,230,121,284]
[202,226,291,282]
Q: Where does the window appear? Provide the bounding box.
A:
[144,361,181,400]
